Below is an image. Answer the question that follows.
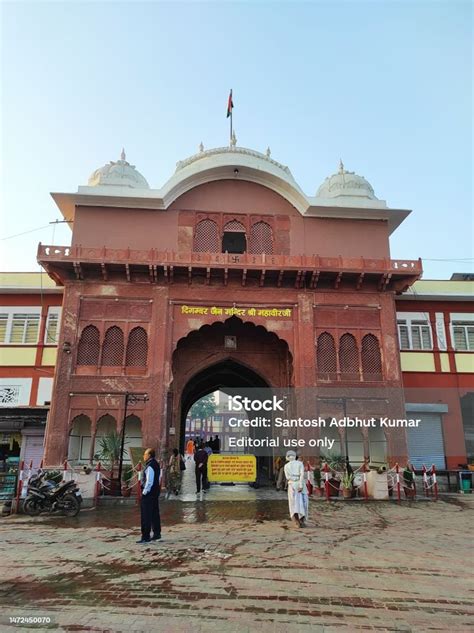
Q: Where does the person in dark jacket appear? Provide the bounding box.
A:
[137,448,161,544]
[194,442,208,494]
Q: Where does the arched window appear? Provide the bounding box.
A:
[249,221,273,254]
[68,414,92,463]
[339,333,359,381]
[316,332,337,380]
[193,219,219,253]
[125,327,148,366]
[222,220,246,254]
[361,334,383,381]
[77,325,100,365]
[101,326,124,366]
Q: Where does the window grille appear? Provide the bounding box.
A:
[397,321,410,350]
[397,318,432,350]
[316,332,337,380]
[77,325,100,365]
[193,219,219,253]
[45,310,61,344]
[0,314,7,343]
[411,320,432,350]
[101,326,124,366]
[125,327,148,366]
[452,321,474,351]
[361,334,383,381]
[249,221,273,254]
[223,220,246,232]
[10,313,40,344]
[339,333,360,381]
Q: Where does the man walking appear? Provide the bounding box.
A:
[137,448,161,544]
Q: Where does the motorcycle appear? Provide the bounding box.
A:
[23,471,82,517]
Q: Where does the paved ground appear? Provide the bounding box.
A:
[0,486,473,633]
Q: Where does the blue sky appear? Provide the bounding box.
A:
[1,1,472,278]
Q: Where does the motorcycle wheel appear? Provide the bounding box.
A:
[61,493,80,517]
[23,498,41,516]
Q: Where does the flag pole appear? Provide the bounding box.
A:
[230,88,233,144]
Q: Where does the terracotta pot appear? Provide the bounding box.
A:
[403,486,416,499]
[328,478,340,498]
[342,487,352,499]
[121,485,131,497]
[313,486,323,497]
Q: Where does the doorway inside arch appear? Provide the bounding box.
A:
[181,360,273,484]
[170,316,294,486]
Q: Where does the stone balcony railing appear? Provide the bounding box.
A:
[38,244,422,274]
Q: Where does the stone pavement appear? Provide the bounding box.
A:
[0,493,473,633]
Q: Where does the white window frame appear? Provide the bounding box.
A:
[397,312,433,351]
[44,307,62,345]
[0,307,42,345]
[450,314,474,351]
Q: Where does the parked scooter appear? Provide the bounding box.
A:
[23,471,82,517]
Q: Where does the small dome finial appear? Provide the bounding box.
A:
[121,148,126,161]
[199,141,204,153]
[339,159,345,174]
[230,130,237,148]
[266,147,271,158]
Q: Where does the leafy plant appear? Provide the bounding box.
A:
[321,452,346,471]
[341,472,354,489]
[403,466,414,487]
[96,432,125,469]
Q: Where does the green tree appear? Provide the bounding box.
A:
[189,393,216,421]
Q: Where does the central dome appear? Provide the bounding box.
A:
[88,150,149,189]
[316,161,377,200]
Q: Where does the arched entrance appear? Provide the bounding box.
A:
[169,317,293,481]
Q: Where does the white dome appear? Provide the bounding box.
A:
[316,161,377,200]
[88,150,149,189]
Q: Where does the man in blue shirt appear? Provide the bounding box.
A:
[137,448,161,544]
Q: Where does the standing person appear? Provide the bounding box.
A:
[204,441,213,457]
[213,435,220,454]
[283,450,308,528]
[167,448,183,497]
[194,442,208,495]
[137,448,161,544]
[185,437,195,462]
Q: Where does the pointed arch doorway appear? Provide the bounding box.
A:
[169,317,294,483]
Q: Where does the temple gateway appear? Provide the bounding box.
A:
[38,143,423,469]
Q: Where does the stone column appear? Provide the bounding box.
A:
[43,284,81,466]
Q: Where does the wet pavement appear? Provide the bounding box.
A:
[1,492,473,633]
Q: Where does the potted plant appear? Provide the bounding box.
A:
[321,452,345,498]
[403,466,416,499]
[96,432,124,496]
[341,472,354,499]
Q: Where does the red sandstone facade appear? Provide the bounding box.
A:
[39,156,424,468]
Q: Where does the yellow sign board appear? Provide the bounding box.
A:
[208,454,257,483]
[181,305,292,318]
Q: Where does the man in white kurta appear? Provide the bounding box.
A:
[283,451,309,527]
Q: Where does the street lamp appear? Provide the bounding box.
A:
[117,392,148,495]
